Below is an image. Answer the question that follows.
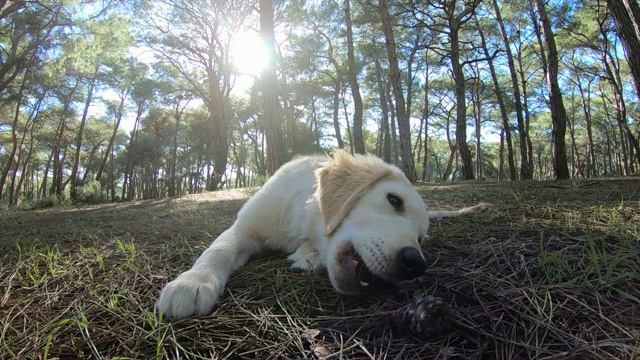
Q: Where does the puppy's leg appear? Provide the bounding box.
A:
[288,241,320,271]
[157,225,261,319]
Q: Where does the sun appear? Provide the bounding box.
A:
[231,31,270,77]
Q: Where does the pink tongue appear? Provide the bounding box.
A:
[349,258,360,270]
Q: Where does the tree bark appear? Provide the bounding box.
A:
[534,0,570,179]
[374,50,391,163]
[573,66,597,177]
[598,16,640,171]
[606,0,640,102]
[344,0,365,154]
[261,0,285,176]
[479,9,517,180]
[450,21,474,180]
[68,67,100,197]
[0,71,28,201]
[96,95,127,183]
[379,0,417,181]
[332,73,344,149]
[421,51,430,182]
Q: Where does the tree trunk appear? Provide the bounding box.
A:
[387,83,399,164]
[168,99,186,197]
[575,70,597,177]
[534,0,570,179]
[208,77,229,190]
[96,94,127,183]
[341,87,354,154]
[599,24,640,171]
[123,116,140,200]
[498,129,505,180]
[9,106,36,205]
[379,0,416,181]
[344,0,365,154]
[374,50,391,163]
[477,13,516,180]
[332,73,344,148]
[260,0,285,175]
[0,72,28,202]
[449,19,474,180]
[422,50,430,181]
[68,68,99,197]
[606,0,640,102]
[492,0,531,180]
[472,78,482,180]
[442,113,457,181]
[515,45,535,176]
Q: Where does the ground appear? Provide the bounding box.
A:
[1,178,639,359]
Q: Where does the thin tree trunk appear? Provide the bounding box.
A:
[168,100,185,196]
[96,94,127,182]
[123,110,142,200]
[344,0,365,154]
[574,68,597,177]
[0,72,28,201]
[341,86,354,154]
[498,129,505,180]
[332,74,344,148]
[422,50,430,181]
[260,0,285,175]
[379,0,416,181]
[477,13,516,180]
[534,0,570,179]
[387,86,399,164]
[472,78,482,180]
[442,112,457,181]
[374,50,391,163]
[68,68,99,197]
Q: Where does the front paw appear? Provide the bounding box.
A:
[157,270,223,319]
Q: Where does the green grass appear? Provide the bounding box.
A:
[0,180,638,359]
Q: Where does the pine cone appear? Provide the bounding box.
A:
[392,295,449,339]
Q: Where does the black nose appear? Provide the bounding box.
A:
[397,247,426,280]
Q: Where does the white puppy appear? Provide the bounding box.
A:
[158,153,486,319]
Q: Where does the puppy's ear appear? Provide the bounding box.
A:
[314,153,394,236]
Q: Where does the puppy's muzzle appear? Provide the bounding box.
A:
[397,247,426,280]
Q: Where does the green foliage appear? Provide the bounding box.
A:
[75,180,103,203]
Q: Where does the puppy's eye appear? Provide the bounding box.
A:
[387,193,404,210]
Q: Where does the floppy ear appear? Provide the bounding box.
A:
[314,153,394,236]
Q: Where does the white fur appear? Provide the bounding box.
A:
[157,154,484,319]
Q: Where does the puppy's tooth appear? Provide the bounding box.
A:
[360,281,370,287]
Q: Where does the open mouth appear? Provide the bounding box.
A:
[342,244,388,290]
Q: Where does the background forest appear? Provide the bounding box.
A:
[1,0,639,207]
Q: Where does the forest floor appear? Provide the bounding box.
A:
[1,178,639,359]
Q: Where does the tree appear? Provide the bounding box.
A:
[606,0,640,102]
[260,0,286,175]
[141,0,253,190]
[379,0,417,181]
[475,14,516,181]
[65,16,132,197]
[533,0,570,179]
[490,0,533,179]
[344,0,365,154]
[0,0,68,201]
[409,0,482,180]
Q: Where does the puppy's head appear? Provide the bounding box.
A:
[314,153,430,295]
